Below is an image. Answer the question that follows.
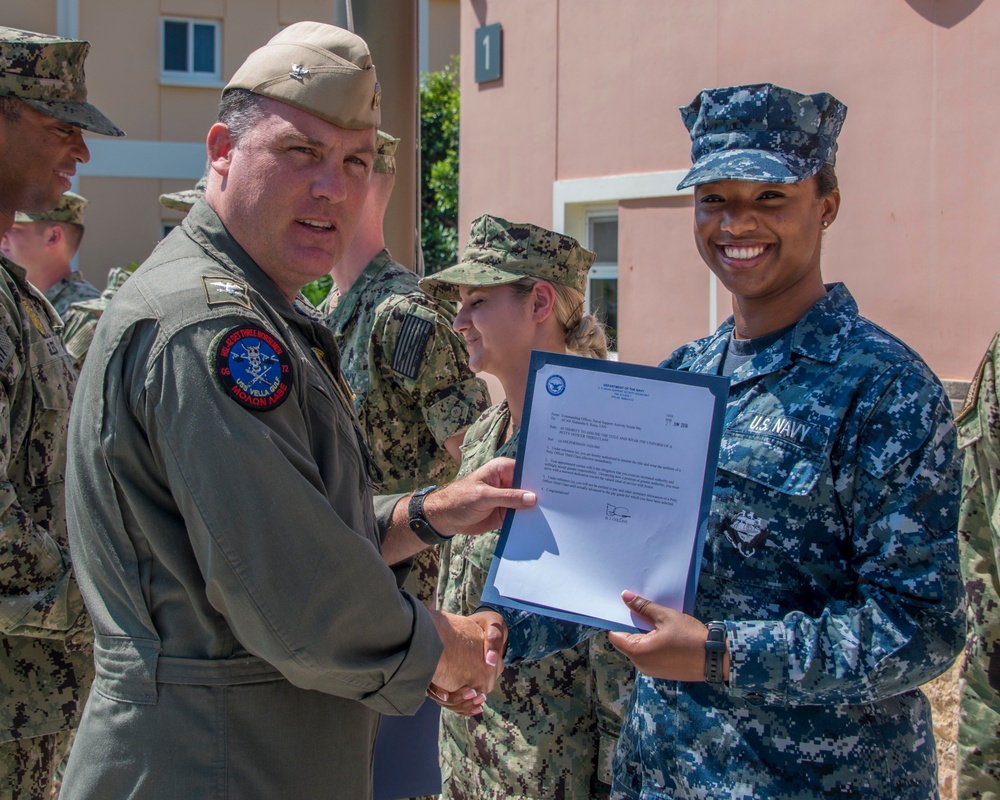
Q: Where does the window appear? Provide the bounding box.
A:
[161,18,221,85]
[584,211,619,353]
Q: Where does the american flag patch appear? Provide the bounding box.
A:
[391,313,433,379]
[0,327,12,371]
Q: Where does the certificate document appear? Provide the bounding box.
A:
[481,351,728,633]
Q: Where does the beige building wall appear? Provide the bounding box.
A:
[459,0,998,385]
[1,0,460,290]
[425,0,459,73]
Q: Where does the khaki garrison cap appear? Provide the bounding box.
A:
[0,26,124,136]
[420,215,595,302]
[373,130,399,175]
[15,190,87,224]
[224,21,380,130]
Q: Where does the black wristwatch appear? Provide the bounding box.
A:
[704,622,727,684]
[407,485,451,546]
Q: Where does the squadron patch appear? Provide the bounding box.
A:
[212,325,292,411]
[391,312,433,379]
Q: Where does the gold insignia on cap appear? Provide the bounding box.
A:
[372,81,381,110]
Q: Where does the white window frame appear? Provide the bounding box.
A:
[161,17,223,88]
[582,208,620,356]
[551,171,725,337]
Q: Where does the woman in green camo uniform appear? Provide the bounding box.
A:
[420,214,635,800]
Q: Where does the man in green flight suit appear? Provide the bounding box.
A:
[62,22,531,799]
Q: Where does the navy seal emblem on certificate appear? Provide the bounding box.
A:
[213,325,292,411]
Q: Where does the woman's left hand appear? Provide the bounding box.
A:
[427,683,487,716]
[608,591,727,682]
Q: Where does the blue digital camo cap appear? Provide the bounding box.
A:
[676,83,847,190]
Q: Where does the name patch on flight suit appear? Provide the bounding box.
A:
[211,325,292,411]
[391,312,433,379]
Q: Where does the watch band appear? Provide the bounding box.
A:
[407,485,451,546]
[704,621,727,684]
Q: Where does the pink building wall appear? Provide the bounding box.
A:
[459,0,999,380]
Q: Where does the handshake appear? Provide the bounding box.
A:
[427,608,508,716]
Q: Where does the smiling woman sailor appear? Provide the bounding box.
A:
[477,83,966,800]
[420,216,635,800]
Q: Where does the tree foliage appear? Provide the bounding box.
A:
[300,274,332,308]
[420,57,460,275]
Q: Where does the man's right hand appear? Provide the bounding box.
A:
[428,609,507,713]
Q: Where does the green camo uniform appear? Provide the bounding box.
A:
[319,250,488,605]
[437,401,634,799]
[0,254,93,772]
[955,332,1000,799]
[43,272,99,321]
[0,22,120,798]
[59,266,134,372]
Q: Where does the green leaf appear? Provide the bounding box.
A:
[420,56,460,275]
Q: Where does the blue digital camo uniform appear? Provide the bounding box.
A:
[495,283,965,800]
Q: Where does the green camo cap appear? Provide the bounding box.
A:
[420,214,594,302]
[0,27,124,136]
[15,190,87,224]
[159,166,208,213]
[70,264,134,313]
[224,21,379,131]
[373,130,399,175]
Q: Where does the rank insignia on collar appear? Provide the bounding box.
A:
[203,276,252,310]
[212,325,293,411]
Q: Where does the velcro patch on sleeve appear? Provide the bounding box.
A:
[211,325,293,411]
[391,313,434,379]
[203,276,252,309]
[0,327,13,372]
